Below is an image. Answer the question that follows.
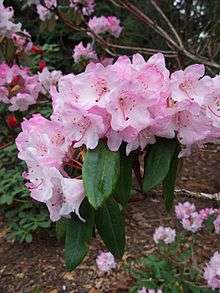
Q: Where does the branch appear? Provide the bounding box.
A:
[150,0,183,48]
[109,0,220,70]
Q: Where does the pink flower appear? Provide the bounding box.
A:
[204,252,220,289]
[0,63,41,111]
[96,252,116,273]
[72,42,97,63]
[198,208,217,221]
[181,212,203,233]
[88,16,122,37]
[16,114,69,168]
[205,75,220,128]
[38,67,62,94]
[175,202,196,220]
[170,64,212,106]
[153,226,176,244]
[25,166,85,221]
[0,2,21,37]
[214,215,220,234]
[36,1,56,21]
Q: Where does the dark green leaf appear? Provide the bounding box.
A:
[163,142,180,211]
[65,200,94,271]
[114,148,133,206]
[82,141,120,209]
[143,139,177,193]
[56,218,67,241]
[95,198,125,258]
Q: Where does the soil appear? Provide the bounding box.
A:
[0,144,220,293]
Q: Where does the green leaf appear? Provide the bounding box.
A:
[143,139,177,193]
[114,147,133,206]
[82,141,120,209]
[65,200,94,271]
[163,142,180,211]
[55,218,67,241]
[95,198,125,258]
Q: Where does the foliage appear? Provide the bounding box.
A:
[0,143,51,243]
[130,221,219,293]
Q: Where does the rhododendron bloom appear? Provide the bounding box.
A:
[72,42,97,63]
[170,64,212,105]
[204,252,220,289]
[0,63,41,111]
[181,212,203,233]
[16,114,68,168]
[0,1,21,37]
[25,166,85,221]
[96,252,116,272]
[88,16,122,37]
[153,226,176,244]
[214,215,220,234]
[38,67,62,94]
[175,202,196,220]
[36,0,57,21]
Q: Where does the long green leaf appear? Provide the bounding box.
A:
[114,149,133,206]
[56,218,66,242]
[95,198,125,258]
[65,200,94,271]
[82,141,120,209]
[143,139,177,193]
[163,143,180,211]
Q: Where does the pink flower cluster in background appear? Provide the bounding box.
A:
[36,0,57,21]
[204,251,220,289]
[88,16,122,37]
[0,0,21,37]
[175,201,220,233]
[72,42,97,63]
[38,67,62,95]
[0,63,41,111]
[0,1,33,52]
[153,226,176,244]
[96,251,116,273]
[69,0,95,15]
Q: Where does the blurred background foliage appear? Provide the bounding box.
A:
[1,0,220,242]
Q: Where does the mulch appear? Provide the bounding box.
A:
[0,144,219,293]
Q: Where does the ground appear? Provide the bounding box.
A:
[0,144,219,293]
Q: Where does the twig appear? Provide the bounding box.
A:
[150,0,183,48]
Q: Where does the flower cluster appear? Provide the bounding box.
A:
[204,251,220,289]
[88,16,122,37]
[0,63,41,111]
[72,42,97,63]
[16,114,85,221]
[16,54,220,222]
[153,226,176,244]
[0,1,33,52]
[96,251,116,273]
[36,0,57,21]
[0,0,21,37]
[38,67,62,95]
[50,54,220,155]
[69,0,95,15]
[175,202,220,233]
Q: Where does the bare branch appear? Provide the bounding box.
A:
[109,0,220,70]
[150,0,183,48]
